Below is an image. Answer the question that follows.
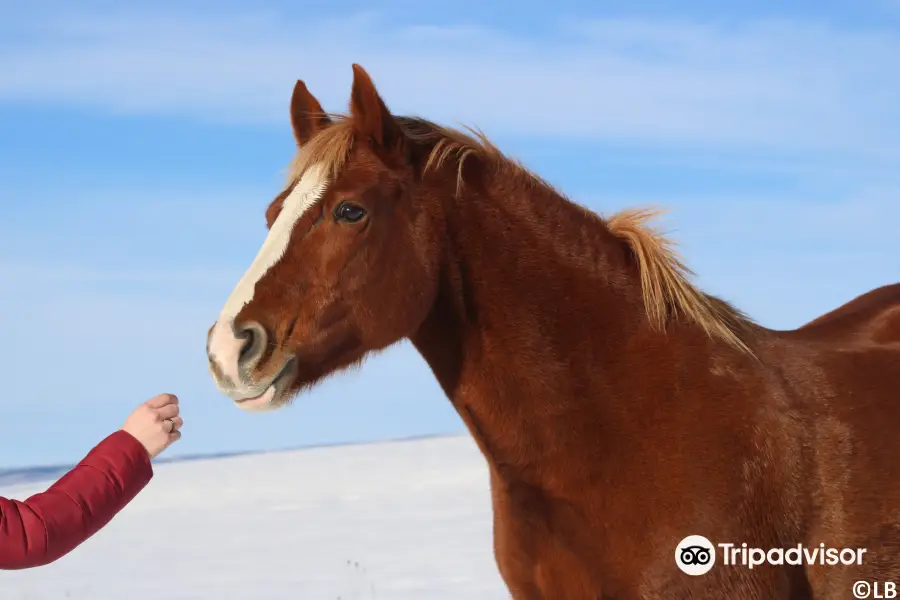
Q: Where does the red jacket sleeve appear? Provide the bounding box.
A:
[0,430,153,570]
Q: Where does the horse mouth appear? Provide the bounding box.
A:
[233,359,297,411]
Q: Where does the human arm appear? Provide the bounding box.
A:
[0,394,182,570]
[0,430,152,569]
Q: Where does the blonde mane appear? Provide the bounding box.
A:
[284,115,755,355]
[606,208,755,355]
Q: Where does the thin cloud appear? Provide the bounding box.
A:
[586,184,900,245]
[1,8,899,163]
[0,261,239,286]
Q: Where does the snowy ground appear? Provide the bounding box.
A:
[1,435,509,599]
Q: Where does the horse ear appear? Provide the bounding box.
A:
[349,64,403,151]
[290,80,331,147]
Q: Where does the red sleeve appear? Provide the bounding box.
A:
[0,430,153,570]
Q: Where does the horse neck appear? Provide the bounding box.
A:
[409,169,650,486]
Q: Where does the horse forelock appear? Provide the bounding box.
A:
[284,114,355,188]
[282,113,532,197]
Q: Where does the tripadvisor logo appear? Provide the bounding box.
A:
[720,542,867,569]
[675,535,715,576]
[675,535,868,575]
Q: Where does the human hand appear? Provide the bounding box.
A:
[121,394,183,460]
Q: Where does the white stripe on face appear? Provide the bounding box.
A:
[208,162,328,388]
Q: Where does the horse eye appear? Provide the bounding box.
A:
[334,202,366,223]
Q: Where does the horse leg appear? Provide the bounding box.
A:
[489,471,546,599]
[489,470,608,599]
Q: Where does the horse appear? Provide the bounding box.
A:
[205,64,900,599]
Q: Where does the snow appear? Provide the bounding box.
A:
[1,435,509,599]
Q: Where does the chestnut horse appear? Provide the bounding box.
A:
[206,64,900,599]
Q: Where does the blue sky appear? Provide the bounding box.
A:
[1,0,898,468]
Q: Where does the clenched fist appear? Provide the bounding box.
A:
[121,393,183,460]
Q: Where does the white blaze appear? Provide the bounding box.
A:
[208,162,329,388]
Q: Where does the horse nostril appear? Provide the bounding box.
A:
[235,321,267,369]
[238,328,254,360]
